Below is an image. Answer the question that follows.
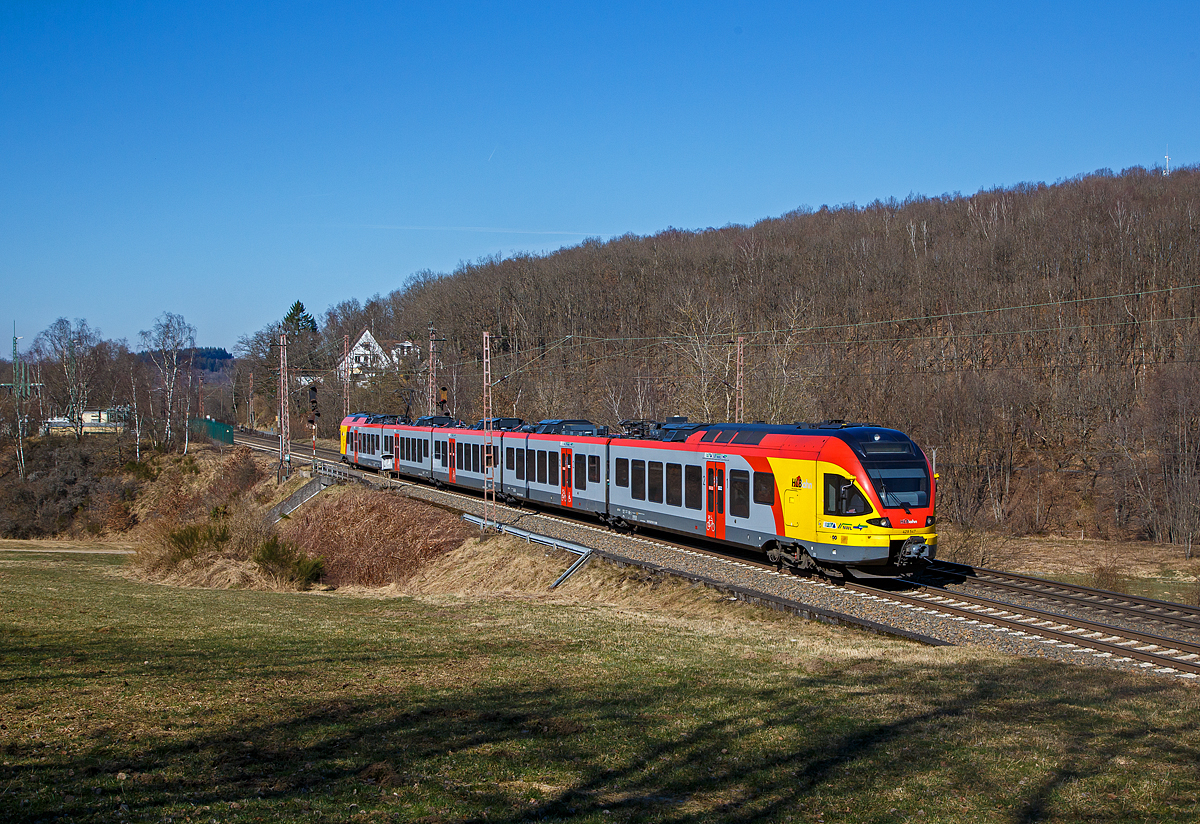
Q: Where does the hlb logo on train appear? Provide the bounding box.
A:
[791,476,812,489]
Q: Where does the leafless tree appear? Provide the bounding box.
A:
[140,312,195,450]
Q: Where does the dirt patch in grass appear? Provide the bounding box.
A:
[0,538,134,553]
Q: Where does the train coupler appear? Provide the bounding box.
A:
[896,536,934,567]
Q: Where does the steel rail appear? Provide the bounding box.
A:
[926,560,1200,633]
[856,582,1200,676]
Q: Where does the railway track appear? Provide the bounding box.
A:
[231,432,1200,680]
[921,560,1200,639]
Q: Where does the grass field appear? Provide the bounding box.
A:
[2,548,1199,823]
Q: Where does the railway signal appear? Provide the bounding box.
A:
[308,385,320,424]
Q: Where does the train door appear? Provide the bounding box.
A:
[560,447,573,507]
[448,437,456,484]
[706,460,726,540]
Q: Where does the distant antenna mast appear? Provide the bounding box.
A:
[1164,145,1171,176]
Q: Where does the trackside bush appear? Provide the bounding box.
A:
[252,536,324,590]
[166,522,231,563]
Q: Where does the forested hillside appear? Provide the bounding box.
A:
[299,166,1200,549]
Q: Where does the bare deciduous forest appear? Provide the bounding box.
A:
[307,167,1200,551]
[4,166,1198,552]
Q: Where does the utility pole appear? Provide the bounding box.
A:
[482,331,496,529]
[197,375,204,419]
[5,324,29,479]
[278,332,290,482]
[342,333,350,420]
[428,324,436,416]
[248,371,255,429]
[735,336,745,423]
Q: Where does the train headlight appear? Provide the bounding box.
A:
[926,516,936,527]
[866,517,892,528]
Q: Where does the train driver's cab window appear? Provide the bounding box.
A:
[823,474,872,517]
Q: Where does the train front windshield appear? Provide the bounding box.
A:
[863,464,930,509]
[845,431,932,510]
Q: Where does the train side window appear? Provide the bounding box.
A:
[716,468,724,515]
[700,430,720,443]
[648,465,667,503]
[434,440,441,462]
[715,430,737,444]
[665,463,682,506]
[506,447,515,471]
[648,461,663,503]
[730,470,750,518]
[423,439,429,459]
[685,465,702,509]
[589,454,600,484]
[515,447,525,480]
[443,442,449,467]
[575,454,586,490]
[631,460,645,500]
[706,468,714,512]
[526,449,534,480]
[615,458,629,487]
[472,443,481,473]
[754,472,775,505]
[548,451,558,484]
[458,442,464,470]
[537,450,547,484]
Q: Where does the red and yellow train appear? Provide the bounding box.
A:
[340,414,937,578]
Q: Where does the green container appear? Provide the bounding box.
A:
[189,418,234,446]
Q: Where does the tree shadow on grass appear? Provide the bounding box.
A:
[6,655,1198,824]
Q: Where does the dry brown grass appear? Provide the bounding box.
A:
[280,487,472,587]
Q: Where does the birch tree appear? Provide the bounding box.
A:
[140,312,195,450]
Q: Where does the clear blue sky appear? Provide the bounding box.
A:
[3,2,1197,352]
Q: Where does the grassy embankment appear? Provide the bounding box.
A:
[2,547,1198,824]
